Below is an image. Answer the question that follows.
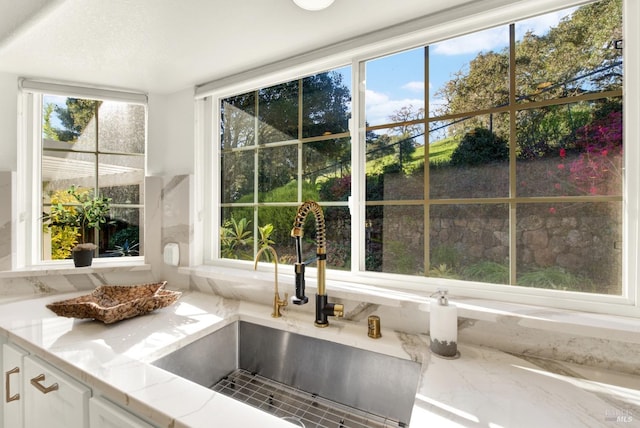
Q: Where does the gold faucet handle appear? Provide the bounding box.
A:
[279,293,289,307]
[333,303,344,318]
[273,292,289,318]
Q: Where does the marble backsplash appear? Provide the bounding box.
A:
[187,272,640,376]
[1,172,638,377]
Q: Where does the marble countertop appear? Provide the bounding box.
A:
[0,291,638,428]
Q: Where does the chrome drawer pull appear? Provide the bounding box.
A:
[5,367,20,402]
[30,373,59,394]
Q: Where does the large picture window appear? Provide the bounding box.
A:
[212,0,628,304]
[364,0,623,294]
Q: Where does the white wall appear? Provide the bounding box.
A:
[0,72,18,171]
[147,89,194,176]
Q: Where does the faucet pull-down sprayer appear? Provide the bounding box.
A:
[290,201,344,327]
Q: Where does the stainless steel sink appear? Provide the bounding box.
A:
[152,321,421,427]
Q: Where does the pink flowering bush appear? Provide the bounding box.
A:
[552,111,622,197]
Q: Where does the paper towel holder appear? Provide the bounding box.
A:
[429,289,461,359]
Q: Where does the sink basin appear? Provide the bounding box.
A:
[152,321,421,426]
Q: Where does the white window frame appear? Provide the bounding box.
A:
[194,0,639,318]
[16,79,148,268]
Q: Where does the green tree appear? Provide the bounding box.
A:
[434,0,622,155]
[366,128,394,160]
[43,98,101,142]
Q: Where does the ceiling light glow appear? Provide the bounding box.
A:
[293,0,335,11]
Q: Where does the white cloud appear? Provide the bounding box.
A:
[432,7,577,56]
[364,89,423,126]
[517,8,577,37]
[402,81,425,92]
[432,26,508,56]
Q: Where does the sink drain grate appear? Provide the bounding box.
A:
[211,369,406,428]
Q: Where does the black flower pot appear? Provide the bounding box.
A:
[72,248,94,267]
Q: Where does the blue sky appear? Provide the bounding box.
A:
[363,7,577,129]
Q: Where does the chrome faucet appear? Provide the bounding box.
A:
[290,201,344,327]
[254,245,288,318]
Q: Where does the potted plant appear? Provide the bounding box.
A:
[43,185,112,267]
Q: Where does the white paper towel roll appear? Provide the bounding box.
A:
[430,296,458,357]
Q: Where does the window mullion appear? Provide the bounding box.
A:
[298,78,303,203]
[424,45,430,276]
[353,60,366,272]
[508,23,517,286]
[254,91,260,256]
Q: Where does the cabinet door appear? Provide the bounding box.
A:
[90,396,154,428]
[23,356,90,428]
[3,343,27,428]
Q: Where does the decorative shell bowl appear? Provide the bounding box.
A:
[46,282,181,324]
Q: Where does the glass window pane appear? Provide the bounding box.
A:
[431,204,509,283]
[302,69,351,138]
[220,207,255,260]
[365,47,425,127]
[516,100,622,197]
[221,150,255,204]
[41,185,101,261]
[366,204,424,274]
[430,115,510,199]
[101,184,142,206]
[304,137,351,202]
[430,26,509,118]
[324,206,351,270]
[42,151,96,203]
[258,82,299,144]
[221,93,256,149]
[278,205,351,271]
[104,207,142,257]
[43,96,98,149]
[257,145,297,202]
[366,125,425,201]
[98,154,144,204]
[515,2,623,104]
[98,102,146,153]
[257,205,299,258]
[516,202,621,294]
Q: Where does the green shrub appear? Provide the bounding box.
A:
[462,261,509,284]
[518,267,595,292]
[431,245,460,270]
[220,217,253,260]
[109,227,139,249]
[450,128,508,166]
[48,225,79,259]
[258,181,319,245]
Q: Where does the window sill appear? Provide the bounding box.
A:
[0,258,150,279]
[182,263,640,345]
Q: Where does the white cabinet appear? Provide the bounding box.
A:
[3,343,27,428]
[90,396,154,428]
[23,355,90,428]
[2,341,154,428]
